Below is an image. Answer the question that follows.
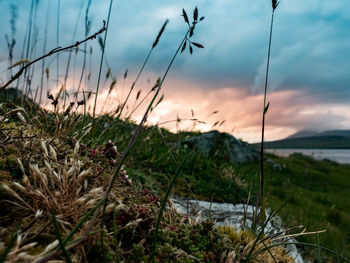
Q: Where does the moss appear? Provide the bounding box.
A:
[4,145,18,155]
[0,170,11,181]
[0,158,7,169]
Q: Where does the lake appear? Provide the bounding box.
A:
[266,149,350,164]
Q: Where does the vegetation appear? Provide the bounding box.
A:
[0,1,349,262]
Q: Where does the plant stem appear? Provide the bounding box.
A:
[39,0,50,105]
[254,9,275,229]
[150,156,188,263]
[56,0,60,104]
[1,24,106,91]
[92,0,114,131]
[62,0,84,109]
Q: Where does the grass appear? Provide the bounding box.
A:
[256,0,279,229]
[0,1,349,263]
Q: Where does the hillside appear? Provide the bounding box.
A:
[1,95,349,262]
[0,101,300,262]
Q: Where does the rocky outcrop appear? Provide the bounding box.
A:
[180,130,259,164]
[171,197,305,263]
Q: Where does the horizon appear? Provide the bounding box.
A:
[1,0,350,143]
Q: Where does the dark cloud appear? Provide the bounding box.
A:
[0,0,350,141]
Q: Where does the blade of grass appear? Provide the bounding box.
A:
[56,0,60,103]
[117,19,169,120]
[62,0,84,110]
[254,2,277,230]
[39,0,50,105]
[317,232,322,262]
[100,198,108,263]
[150,155,188,263]
[113,203,120,263]
[75,0,92,101]
[92,0,114,131]
[0,229,19,263]
[52,210,73,263]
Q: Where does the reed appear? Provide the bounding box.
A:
[75,0,92,100]
[39,0,50,105]
[254,0,279,229]
[91,0,114,132]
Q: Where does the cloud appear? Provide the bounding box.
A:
[1,0,350,142]
[123,77,350,142]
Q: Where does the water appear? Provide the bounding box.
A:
[266,149,350,164]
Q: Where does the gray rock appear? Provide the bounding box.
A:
[170,197,305,263]
[180,130,259,164]
[266,158,286,171]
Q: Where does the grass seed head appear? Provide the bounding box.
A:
[17,112,26,124]
[41,140,49,157]
[272,0,280,10]
[2,183,24,202]
[49,145,57,161]
[17,158,26,175]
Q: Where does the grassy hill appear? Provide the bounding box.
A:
[1,94,350,262]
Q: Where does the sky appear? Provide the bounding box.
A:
[0,0,350,142]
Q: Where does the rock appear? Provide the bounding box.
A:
[180,130,259,164]
[266,158,286,171]
[170,196,305,263]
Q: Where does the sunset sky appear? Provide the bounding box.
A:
[1,0,350,142]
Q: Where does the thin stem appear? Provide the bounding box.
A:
[150,156,188,263]
[92,0,114,123]
[52,211,73,263]
[62,0,84,109]
[1,23,106,91]
[56,0,60,102]
[113,204,120,263]
[255,10,275,228]
[39,0,50,105]
[117,48,152,119]
[21,0,35,104]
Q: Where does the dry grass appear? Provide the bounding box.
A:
[0,107,133,262]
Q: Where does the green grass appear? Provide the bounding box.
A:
[96,118,350,261]
[1,2,349,261]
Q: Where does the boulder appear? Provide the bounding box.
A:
[180,130,259,164]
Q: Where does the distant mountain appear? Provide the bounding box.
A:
[286,130,320,139]
[286,130,350,139]
[253,129,350,149]
[321,130,350,137]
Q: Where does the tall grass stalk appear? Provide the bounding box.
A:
[91,0,114,128]
[5,4,18,79]
[21,0,35,104]
[116,19,169,119]
[52,210,73,263]
[113,204,120,263]
[29,2,39,102]
[0,230,19,263]
[62,0,84,110]
[56,0,60,99]
[39,0,50,105]
[75,0,92,100]
[254,0,279,228]
[150,156,188,263]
